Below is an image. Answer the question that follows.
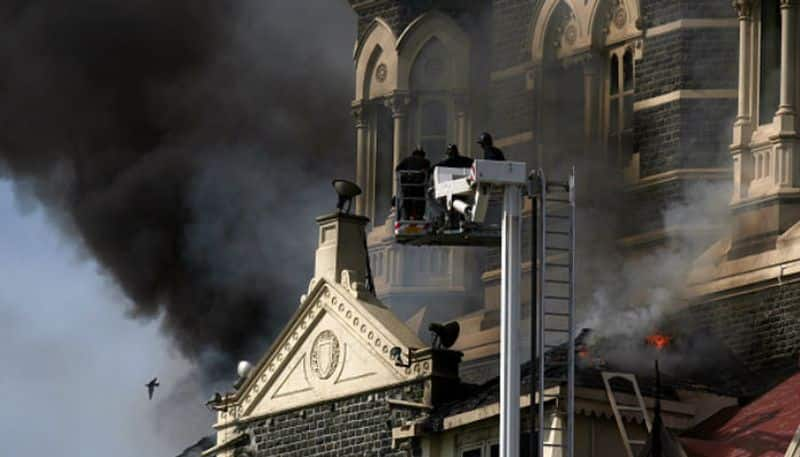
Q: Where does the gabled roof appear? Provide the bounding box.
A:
[681,371,800,457]
[214,275,426,426]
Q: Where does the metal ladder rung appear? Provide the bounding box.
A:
[536,169,576,457]
[616,405,644,412]
[545,279,570,284]
[545,312,570,317]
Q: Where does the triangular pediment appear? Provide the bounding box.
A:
[234,278,427,418]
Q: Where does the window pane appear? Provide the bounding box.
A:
[623,49,634,91]
[609,99,619,134]
[610,54,619,95]
[490,444,499,457]
[623,94,633,130]
[759,0,781,124]
[462,449,481,457]
[421,101,447,137]
[421,138,446,157]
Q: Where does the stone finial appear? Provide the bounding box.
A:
[314,212,371,286]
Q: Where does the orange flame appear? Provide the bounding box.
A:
[646,333,671,350]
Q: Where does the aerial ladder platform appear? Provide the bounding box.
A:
[392,161,577,457]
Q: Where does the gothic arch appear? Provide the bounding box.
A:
[395,11,470,92]
[354,18,398,101]
[531,0,641,63]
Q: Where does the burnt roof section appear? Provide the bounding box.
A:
[426,328,776,431]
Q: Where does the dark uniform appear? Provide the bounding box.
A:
[395,148,431,220]
[477,132,505,161]
[436,144,474,168]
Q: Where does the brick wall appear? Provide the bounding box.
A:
[635,99,734,178]
[491,0,535,71]
[681,281,800,373]
[489,76,535,141]
[631,27,738,103]
[640,0,734,28]
[235,382,427,457]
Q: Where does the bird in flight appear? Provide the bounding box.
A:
[146,377,159,400]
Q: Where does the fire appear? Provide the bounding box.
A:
[646,333,671,350]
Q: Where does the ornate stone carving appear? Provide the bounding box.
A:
[375,63,388,82]
[351,102,367,128]
[564,24,578,45]
[732,0,754,19]
[780,0,794,8]
[310,330,341,380]
[341,269,368,298]
[613,6,628,29]
[384,91,411,117]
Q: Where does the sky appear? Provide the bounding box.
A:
[0,2,356,455]
[0,178,210,457]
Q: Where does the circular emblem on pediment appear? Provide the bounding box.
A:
[375,63,388,83]
[310,330,340,380]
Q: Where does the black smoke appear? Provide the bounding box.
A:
[0,0,356,377]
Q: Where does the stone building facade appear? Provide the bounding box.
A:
[350,0,744,384]
[205,0,800,456]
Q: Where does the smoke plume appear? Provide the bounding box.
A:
[0,0,356,377]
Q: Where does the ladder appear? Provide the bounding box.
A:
[601,372,653,457]
[534,169,576,457]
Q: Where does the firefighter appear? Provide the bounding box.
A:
[436,144,474,168]
[477,132,505,161]
[395,147,431,220]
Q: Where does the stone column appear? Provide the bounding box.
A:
[776,0,797,131]
[385,91,411,196]
[581,55,601,152]
[731,0,755,201]
[352,101,369,216]
[453,91,470,156]
[773,0,799,188]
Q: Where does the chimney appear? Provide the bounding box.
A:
[314,212,371,285]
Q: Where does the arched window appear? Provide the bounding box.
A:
[759,0,781,125]
[420,100,447,155]
[410,38,452,157]
[608,46,635,167]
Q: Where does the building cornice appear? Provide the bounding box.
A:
[625,168,731,192]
